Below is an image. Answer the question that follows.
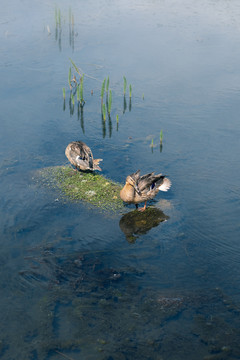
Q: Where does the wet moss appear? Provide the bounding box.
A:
[36,165,124,212]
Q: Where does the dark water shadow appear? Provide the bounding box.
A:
[78,103,85,134]
[119,207,169,243]
[123,95,127,114]
[108,115,112,138]
[129,97,132,112]
[101,115,106,138]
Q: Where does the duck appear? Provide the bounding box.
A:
[120,170,171,211]
[65,141,102,171]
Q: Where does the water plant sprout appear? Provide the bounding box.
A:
[129,84,132,98]
[66,59,85,107]
[106,76,110,94]
[108,90,112,115]
[101,78,106,104]
[160,130,163,145]
[80,75,84,105]
[62,60,139,134]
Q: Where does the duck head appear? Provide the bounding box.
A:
[125,174,141,195]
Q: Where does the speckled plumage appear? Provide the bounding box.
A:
[65,141,102,171]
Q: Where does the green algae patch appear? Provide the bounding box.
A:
[37,166,124,212]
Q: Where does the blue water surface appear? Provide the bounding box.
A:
[0,1,240,359]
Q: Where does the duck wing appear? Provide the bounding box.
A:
[138,172,171,193]
[137,172,156,192]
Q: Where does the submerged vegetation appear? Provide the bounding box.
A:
[37,166,123,212]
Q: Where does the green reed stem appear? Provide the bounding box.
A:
[69,58,81,77]
[160,130,163,145]
[101,78,106,103]
[62,87,66,100]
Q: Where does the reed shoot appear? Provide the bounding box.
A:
[129,84,132,98]
[108,89,112,115]
[62,87,66,100]
[69,58,81,77]
[123,76,127,95]
[151,138,154,148]
[102,103,106,121]
[160,130,163,145]
[101,78,106,103]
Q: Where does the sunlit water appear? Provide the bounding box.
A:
[1,0,240,359]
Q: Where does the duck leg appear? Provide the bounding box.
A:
[138,201,147,212]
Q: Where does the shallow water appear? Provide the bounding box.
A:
[1,0,240,359]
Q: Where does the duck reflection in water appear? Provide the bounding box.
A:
[119,207,169,243]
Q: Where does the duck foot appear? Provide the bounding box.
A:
[137,201,147,212]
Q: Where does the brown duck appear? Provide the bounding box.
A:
[120,170,171,211]
[65,141,102,171]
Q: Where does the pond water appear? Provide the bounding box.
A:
[1,0,240,359]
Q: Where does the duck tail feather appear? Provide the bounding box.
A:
[158,177,171,192]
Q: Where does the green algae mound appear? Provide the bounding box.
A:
[37,166,124,212]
